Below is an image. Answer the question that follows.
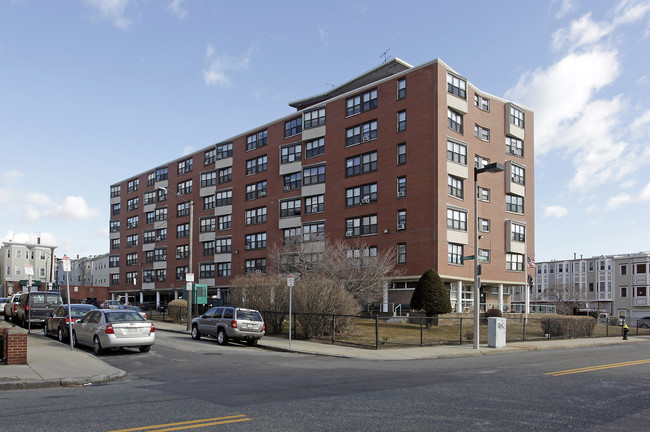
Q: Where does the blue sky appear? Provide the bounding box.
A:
[1,0,650,262]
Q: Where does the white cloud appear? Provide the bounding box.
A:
[552,0,578,19]
[48,196,101,221]
[552,12,612,51]
[605,193,633,210]
[544,206,569,218]
[202,45,257,87]
[1,231,57,246]
[167,0,188,19]
[319,25,328,46]
[84,0,133,30]
[640,182,650,200]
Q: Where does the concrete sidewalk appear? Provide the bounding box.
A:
[1,320,646,391]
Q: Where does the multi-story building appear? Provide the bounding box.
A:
[109,58,535,312]
[56,254,110,288]
[0,237,57,296]
[535,252,650,323]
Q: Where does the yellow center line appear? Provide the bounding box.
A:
[107,415,251,432]
[546,359,650,376]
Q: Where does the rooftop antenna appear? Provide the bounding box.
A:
[380,48,391,63]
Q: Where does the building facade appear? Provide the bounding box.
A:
[108,58,535,312]
[0,238,57,296]
[56,254,110,288]
[535,252,650,323]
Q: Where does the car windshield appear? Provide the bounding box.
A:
[70,306,94,315]
[105,311,145,323]
[237,310,262,321]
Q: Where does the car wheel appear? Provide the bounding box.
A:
[246,338,258,347]
[139,345,151,353]
[43,325,49,337]
[72,331,78,348]
[216,328,229,346]
[92,336,103,355]
[58,327,65,343]
[191,325,201,340]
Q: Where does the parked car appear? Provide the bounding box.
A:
[44,304,98,342]
[72,309,155,355]
[0,298,9,315]
[120,305,147,320]
[190,306,265,346]
[637,316,650,328]
[4,292,27,321]
[15,291,63,327]
[100,300,123,309]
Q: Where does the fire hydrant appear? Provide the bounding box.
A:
[622,322,629,340]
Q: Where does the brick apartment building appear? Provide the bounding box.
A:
[108,58,535,313]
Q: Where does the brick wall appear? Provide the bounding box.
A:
[2,328,28,365]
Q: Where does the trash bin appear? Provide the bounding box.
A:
[488,317,506,348]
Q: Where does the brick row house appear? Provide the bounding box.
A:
[108,58,535,313]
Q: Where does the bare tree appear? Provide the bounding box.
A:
[229,273,289,334]
[546,282,586,315]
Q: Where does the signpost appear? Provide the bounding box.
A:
[62,256,73,351]
[185,273,194,331]
[287,274,294,347]
[461,255,475,261]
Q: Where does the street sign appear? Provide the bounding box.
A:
[24,264,34,276]
[461,255,475,261]
[62,256,71,272]
[185,273,194,282]
[287,274,294,287]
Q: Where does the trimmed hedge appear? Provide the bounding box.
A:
[540,316,597,338]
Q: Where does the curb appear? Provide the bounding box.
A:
[0,370,126,391]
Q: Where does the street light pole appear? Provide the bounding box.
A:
[159,187,194,330]
[473,162,505,350]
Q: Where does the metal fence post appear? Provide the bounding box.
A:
[375,315,379,350]
[332,315,336,344]
[420,316,423,347]
[459,317,463,345]
[523,317,527,341]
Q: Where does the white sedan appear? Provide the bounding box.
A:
[73,309,155,355]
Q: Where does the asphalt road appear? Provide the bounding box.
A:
[1,331,649,431]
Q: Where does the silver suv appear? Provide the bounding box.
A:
[191,306,265,346]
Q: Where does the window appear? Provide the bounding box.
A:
[511,164,525,185]
[176,202,190,217]
[178,158,193,175]
[143,230,155,243]
[397,79,406,99]
[200,217,215,233]
[217,263,231,277]
[198,170,216,188]
[111,274,119,285]
[474,93,489,111]
[346,183,378,207]
[506,137,523,157]
[512,223,525,242]
[447,208,467,231]
[126,272,137,284]
[346,88,377,116]
[212,237,230,254]
[477,187,490,202]
[397,177,406,197]
[304,108,325,129]
[156,269,166,282]
[475,155,490,169]
[397,210,406,230]
[176,266,188,281]
[448,243,463,265]
[281,143,302,163]
[507,253,524,271]
[285,117,302,138]
[397,143,406,165]
[397,111,406,132]
[305,137,325,158]
[447,73,466,99]
[479,218,490,232]
[155,167,168,181]
[155,207,167,221]
[199,263,215,278]
[283,172,302,191]
[203,195,216,211]
[346,151,378,177]
[245,207,267,225]
[126,216,138,229]
[345,215,377,237]
[506,194,524,213]
[111,239,120,250]
[216,142,233,159]
[218,167,232,184]
[620,264,628,276]
[177,180,192,196]
[634,263,647,274]
[147,172,155,186]
[448,175,464,199]
[303,165,325,185]
[448,108,463,134]
[245,180,267,200]
[176,223,189,238]
[110,220,120,233]
[245,258,266,274]
[218,214,231,231]
[156,228,166,241]
[397,243,406,265]
[305,195,324,214]
[346,120,378,146]
[127,197,139,211]
[283,227,302,245]
[280,199,301,217]
[176,245,189,259]
[245,232,267,250]
[112,203,120,215]
[126,234,138,248]
[216,189,232,206]
[157,188,167,202]
[303,223,325,242]
[246,130,268,151]
[205,148,216,165]
[246,155,268,175]
[127,178,139,193]
[154,248,167,262]
[109,256,119,268]
[475,124,489,141]
[110,185,120,198]
[143,191,156,205]
[447,140,467,165]
[510,106,525,128]
[621,286,628,298]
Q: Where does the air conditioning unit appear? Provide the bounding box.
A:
[362,136,370,143]
[259,190,266,197]
[361,196,370,204]
[311,205,319,213]
[316,234,325,240]
[397,223,405,230]
[244,245,251,250]
[255,270,262,274]
[397,191,406,198]
[283,186,291,191]
[345,230,354,238]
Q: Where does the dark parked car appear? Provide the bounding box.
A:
[637,316,650,328]
[15,291,63,327]
[44,304,98,342]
